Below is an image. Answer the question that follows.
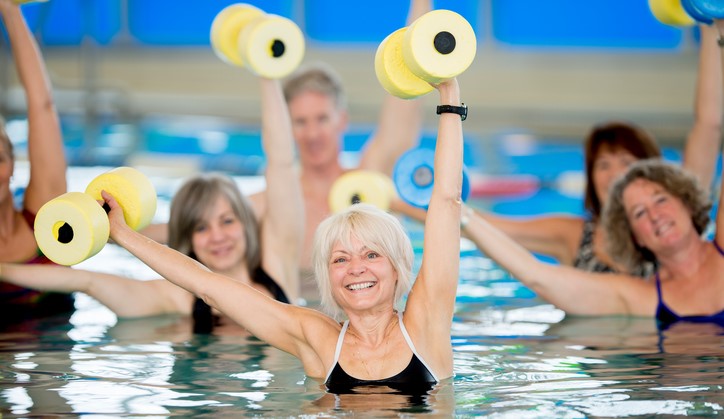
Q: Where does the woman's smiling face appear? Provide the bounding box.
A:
[328,235,397,313]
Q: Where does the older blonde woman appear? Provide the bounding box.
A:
[98,78,464,392]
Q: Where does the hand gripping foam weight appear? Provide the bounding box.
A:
[34,167,157,266]
[375,28,435,99]
[84,167,157,231]
[648,0,696,26]
[328,170,397,213]
[402,9,477,85]
[393,147,470,209]
[210,3,304,79]
[34,192,111,266]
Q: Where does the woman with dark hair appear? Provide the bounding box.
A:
[0,77,303,334]
[466,24,722,277]
[459,157,724,329]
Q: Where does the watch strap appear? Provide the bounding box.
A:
[436,103,467,121]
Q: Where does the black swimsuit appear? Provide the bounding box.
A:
[655,241,724,330]
[324,312,438,394]
[192,267,289,333]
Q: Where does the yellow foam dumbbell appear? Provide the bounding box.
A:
[375,9,477,99]
[34,167,157,266]
[328,170,397,213]
[210,3,305,79]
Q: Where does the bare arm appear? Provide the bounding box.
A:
[0,262,185,318]
[475,211,585,265]
[103,192,331,368]
[403,79,463,378]
[0,1,66,212]
[357,0,431,175]
[682,24,723,190]
[258,78,304,303]
[714,20,724,248]
[461,206,655,316]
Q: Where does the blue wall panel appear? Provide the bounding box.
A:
[304,0,480,44]
[128,0,293,45]
[10,0,120,45]
[492,0,684,49]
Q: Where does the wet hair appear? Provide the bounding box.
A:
[603,159,711,272]
[167,173,261,272]
[312,204,413,320]
[283,62,347,110]
[583,121,661,219]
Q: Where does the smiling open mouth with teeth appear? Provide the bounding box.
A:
[346,282,376,291]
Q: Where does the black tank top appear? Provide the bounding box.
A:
[192,267,289,334]
[324,312,438,394]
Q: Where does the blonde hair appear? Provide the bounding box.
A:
[312,204,413,319]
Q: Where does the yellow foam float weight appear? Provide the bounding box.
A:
[402,9,477,84]
[34,192,110,266]
[84,167,157,231]
[210,4,266,67]
[329,170,396,213]
[648,0,696,26]
[375,28,434,100]
[238,13,305,79]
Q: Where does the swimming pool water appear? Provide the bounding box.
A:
[3,144,723,417]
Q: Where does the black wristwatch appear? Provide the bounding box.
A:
[436,103,467,121]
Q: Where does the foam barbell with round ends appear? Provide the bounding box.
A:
[402,9,477,85]
[329,170,397,213]
[687,0,724,19]
[211,4,266,67]
[649,0,696,26]
[393,147,470,209]
[85,167,157,231]
[375,28,434,100]
[681,0,714,24]
[34,166,157,266]
[237,13,305,79]
[34,192,111,266]
[210,3,305,79]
